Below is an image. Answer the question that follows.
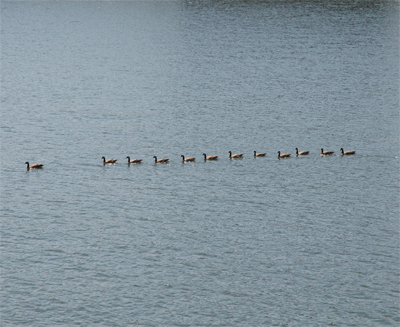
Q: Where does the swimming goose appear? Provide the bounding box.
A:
[278,151,291,159]
[203,153,218,160]
[25,162,43,170]
[126,156,143,164]
[340,148,355,155]
[296,148,309,156]
[102,157,117,164]
[229,151,243,159]
[153,156,169,163]
[320,148,334,155]
[181,155,195,162]
[254,151,266,157]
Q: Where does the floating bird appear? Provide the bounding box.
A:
[278,151,291,159]
[102,157,117,164]
[254,151,266,157]
[203,153,218,160]
[320,148,334,155]
[181,155,195,162]
[126,156,142,164]
[296,148,309,156]
[340,148,355,155]
[229,151,243,159]
[25,162,43,170]
[153,156,169,163]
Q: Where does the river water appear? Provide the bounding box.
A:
[1,1,399,326]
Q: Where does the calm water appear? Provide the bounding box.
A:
[1,1,399,326]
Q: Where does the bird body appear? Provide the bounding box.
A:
[320,149,334,156]
[254,151,266,157]
[278,151,291,159]
[296,148,309,156]
[102,157,117,164]
[126,156,142,164]
[229,151,243,159]
[153,156,169,163]
[181,155,195,162]
[203,153,218,160]
[340,148,355,155]
[25,162,43,170]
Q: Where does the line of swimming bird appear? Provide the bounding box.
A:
[25,148,356,170]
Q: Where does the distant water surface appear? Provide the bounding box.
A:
[1,1,399,326]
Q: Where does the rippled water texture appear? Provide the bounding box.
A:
[1,1,399,326]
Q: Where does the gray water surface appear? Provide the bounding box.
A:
[1,1,399,326]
